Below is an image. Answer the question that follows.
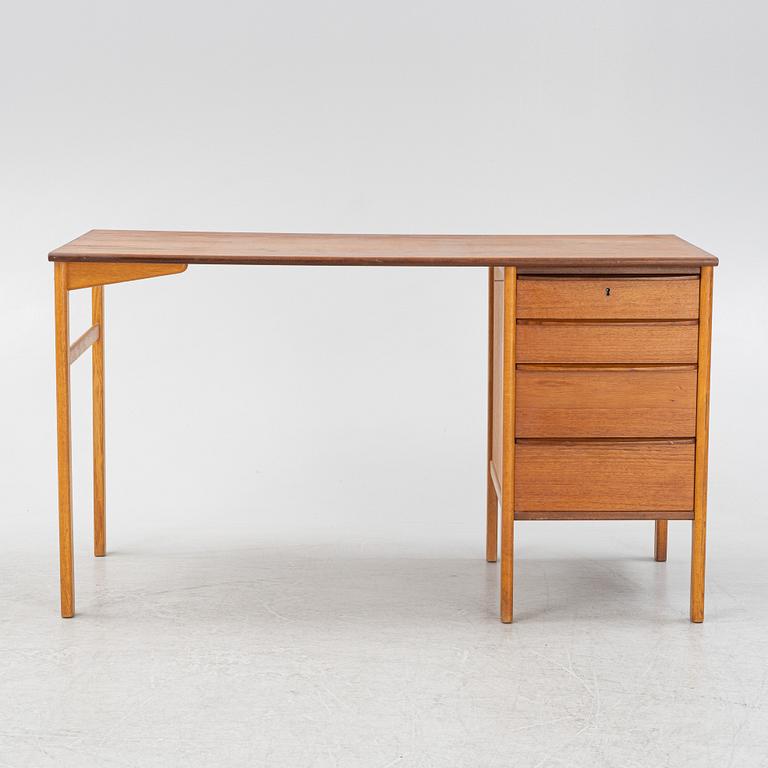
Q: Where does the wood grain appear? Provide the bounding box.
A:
[515,440,695,514]
[92,286,106,558]
[516,321,699,364]
[491,278,504,477]
[517,277,700,320]
[655,520,668,561]
[691,267,713,623]
[500,267,516,623]
[68,323,99,364]
[54,264,74,618]
[486,268,498,562]
[66,262,187,290]
[515,367,697,438]
[49,231,718,268]
[489,461,501,500]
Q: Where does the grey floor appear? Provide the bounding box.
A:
[2,524,767,768]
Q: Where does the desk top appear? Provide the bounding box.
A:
[49,230,718,268]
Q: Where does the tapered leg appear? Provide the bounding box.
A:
[691,266,713,623]
[486,269,498,562]
[54,264,74,617]
[92,286,106,557]
[654,520,668,562]
[500,267,517,623]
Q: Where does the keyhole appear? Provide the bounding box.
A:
[605,287,611,297]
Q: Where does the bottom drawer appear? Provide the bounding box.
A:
[514,440,694,518]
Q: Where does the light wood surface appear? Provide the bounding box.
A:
[491,278,504,479]
[54,264,74,618]
[517,277,700,320]
[66,261,187,290]
[489,461,501,500]
[500,267,517,623]
[49,231,718,268]
[68,323,99,364]
[516,321,698,364]
[515,440,695,514]
[486,269,498,562]
[515,367,697,438]
[691,267,714,622]
[655,520,668,561]
[92,286,106,558]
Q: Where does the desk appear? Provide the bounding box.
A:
[49,231,718,622]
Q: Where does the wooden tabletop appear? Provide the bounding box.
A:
[49,231,718,268]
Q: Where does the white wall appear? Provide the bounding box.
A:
[2,1,766,557]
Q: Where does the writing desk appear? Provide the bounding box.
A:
[49,231,718,622]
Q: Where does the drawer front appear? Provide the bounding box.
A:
[516,367,697,438]
[515,441,695,514]
[517,322,698,364]
[517,277,699,320]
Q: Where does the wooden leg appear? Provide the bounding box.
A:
[54,264,74,618]
[92,286,106,557]
[486,478,498,562]
[51,260,186,616]
[500,267,516,623]
[691,266,713,623]
[486,268,498,562]
[690,519,706,623]
[654,520,668,562]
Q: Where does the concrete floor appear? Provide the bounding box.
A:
[2,529,767,768]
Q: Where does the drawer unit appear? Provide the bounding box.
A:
[514,440,695,517]
[515,366,697,438]
[516,321,699,364]
[485,249,715,623]
[516,276,699,320]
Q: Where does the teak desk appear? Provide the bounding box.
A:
[49,231,718,622]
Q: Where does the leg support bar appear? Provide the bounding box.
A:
[68,324,100,364]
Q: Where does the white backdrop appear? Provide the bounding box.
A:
[2,0,767,562]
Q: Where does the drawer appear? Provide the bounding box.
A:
[517,321,698,364]
[515,440,695,517]
[516,367,697,438]
[516,277,699,320]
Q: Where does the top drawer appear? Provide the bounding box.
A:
[517,277,699,320]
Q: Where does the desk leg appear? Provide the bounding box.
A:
[500,267,516,623]
[486,268,498,562]
[691,266,713,623]
[54,264,74,618]
[52,261,186,616]
[654,520,668,561]
[92,286,106,557]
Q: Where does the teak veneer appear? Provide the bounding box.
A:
[49,231,717,622]
[51,231,717,268]
[515,367,697,438]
